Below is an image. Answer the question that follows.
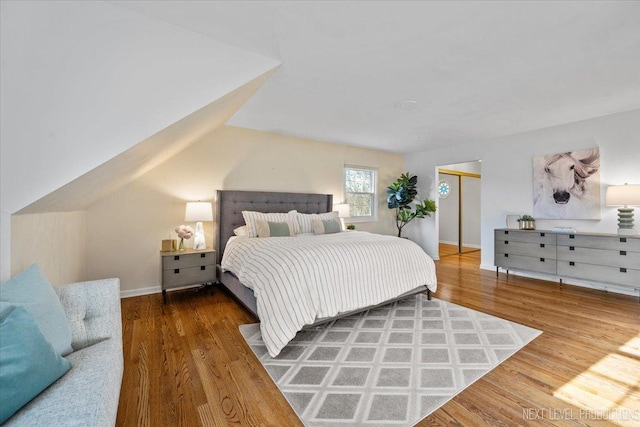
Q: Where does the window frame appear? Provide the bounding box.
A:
[343,165,378,223]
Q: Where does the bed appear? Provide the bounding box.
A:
[215,190,437,356]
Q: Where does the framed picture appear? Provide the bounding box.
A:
[532,148,601,219]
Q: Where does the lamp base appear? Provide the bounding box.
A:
[193,221,207,250]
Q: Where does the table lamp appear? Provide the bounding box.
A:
[334,203,351,230]
[605,183,640,235]
[185,202,213,250]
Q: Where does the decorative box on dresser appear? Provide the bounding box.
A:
[160,248,216,303]
[495,228,640,298]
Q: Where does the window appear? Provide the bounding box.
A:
[343,165,377,222]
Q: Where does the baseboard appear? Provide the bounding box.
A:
[120,286,161,299]
[119,283,205,299]
[481,264,639,298]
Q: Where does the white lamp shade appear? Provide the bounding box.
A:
[185,202,213,222]
[605,184,640,206]
[334,203,351,218]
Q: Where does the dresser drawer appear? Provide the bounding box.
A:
[495,240,556,259]
[495,229,556,245]
[163,265,216,288]
[557,234,640,252]
[557,261,639,288]
[557,246,640,269]
[163,251,215,269]
[495,253,557,275]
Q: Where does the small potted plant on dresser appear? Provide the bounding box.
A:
[517,215,536,230]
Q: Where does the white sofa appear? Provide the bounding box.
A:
[2,278,123,426]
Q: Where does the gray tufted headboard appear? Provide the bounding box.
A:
[215,190,333,264]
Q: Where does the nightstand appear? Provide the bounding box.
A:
[160,248,216,303]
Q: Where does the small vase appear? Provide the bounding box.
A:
[178,238,185,251]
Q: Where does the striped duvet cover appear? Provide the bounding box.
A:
[221,231,437,357]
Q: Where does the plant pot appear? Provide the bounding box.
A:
[519,221,535,230]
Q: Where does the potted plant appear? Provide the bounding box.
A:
[517,215,536,230]
[386,172,437,238]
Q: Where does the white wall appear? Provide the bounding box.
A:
[0,0,279,279]
[86,126,405,296]
[11,211,86,286]
[406,109,640,284]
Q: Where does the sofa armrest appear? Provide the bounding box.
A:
[55,278,122,352]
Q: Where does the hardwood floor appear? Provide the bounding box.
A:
[117,252,640,426]
[439,243,481,257]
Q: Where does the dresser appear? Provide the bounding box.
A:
[160,248,216,303]
[494,229,557,275]
[495,228,640,294]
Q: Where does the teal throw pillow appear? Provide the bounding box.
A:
[313,219,342,235]
[0,264,73,356]
[0,305,72,424]
[256,220,296,237]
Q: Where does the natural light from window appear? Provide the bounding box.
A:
[553,333,640,426]
[344,166,377,222]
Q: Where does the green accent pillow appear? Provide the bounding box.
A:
[0,305,72,424]
[256,220,296,237]
[313,219,342,235]
[0,264,73,356]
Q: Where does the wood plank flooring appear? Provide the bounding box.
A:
[117,251,640,426]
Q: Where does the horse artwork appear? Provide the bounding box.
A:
[533,148,601,219]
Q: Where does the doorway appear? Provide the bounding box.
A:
[437,161,481,257]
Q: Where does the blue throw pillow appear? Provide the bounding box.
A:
[0,264,73,356]
[0,305,72,424]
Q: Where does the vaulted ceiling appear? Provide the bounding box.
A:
[113,1,640,153]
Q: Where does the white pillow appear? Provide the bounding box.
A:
[242,211,294,238]
[233,226,248,236]
[294,211,340,234]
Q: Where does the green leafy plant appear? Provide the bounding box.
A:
[346,224,356,230]
[517,215,535,222]
[386,172,436,238]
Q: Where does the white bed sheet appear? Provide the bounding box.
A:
[221,231,437,356]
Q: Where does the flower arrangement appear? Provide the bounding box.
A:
[175,225,194,251]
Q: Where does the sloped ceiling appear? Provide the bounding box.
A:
[18,69,276,214]
[112,1,640,153]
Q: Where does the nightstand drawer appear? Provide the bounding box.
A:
[163,265,216,288]
[163,251,215,269]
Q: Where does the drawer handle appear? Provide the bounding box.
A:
[200,253,206,258]
[539,258,545,262]
[174,256,180,261]
[201,266,206,271]
[620,237,627,243]
[569,246,575,251]
[505,241,509,245]
[174,269,180,274]
[540,232,545,237]
[569,235,575,239]
[504,254,509,258]
[620,268,627,273]
[569,262,575,266]
[620,251,627,256]
[504,230,509,235]
[540,243,545,248]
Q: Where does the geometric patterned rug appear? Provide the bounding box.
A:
[239,294,541,426]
